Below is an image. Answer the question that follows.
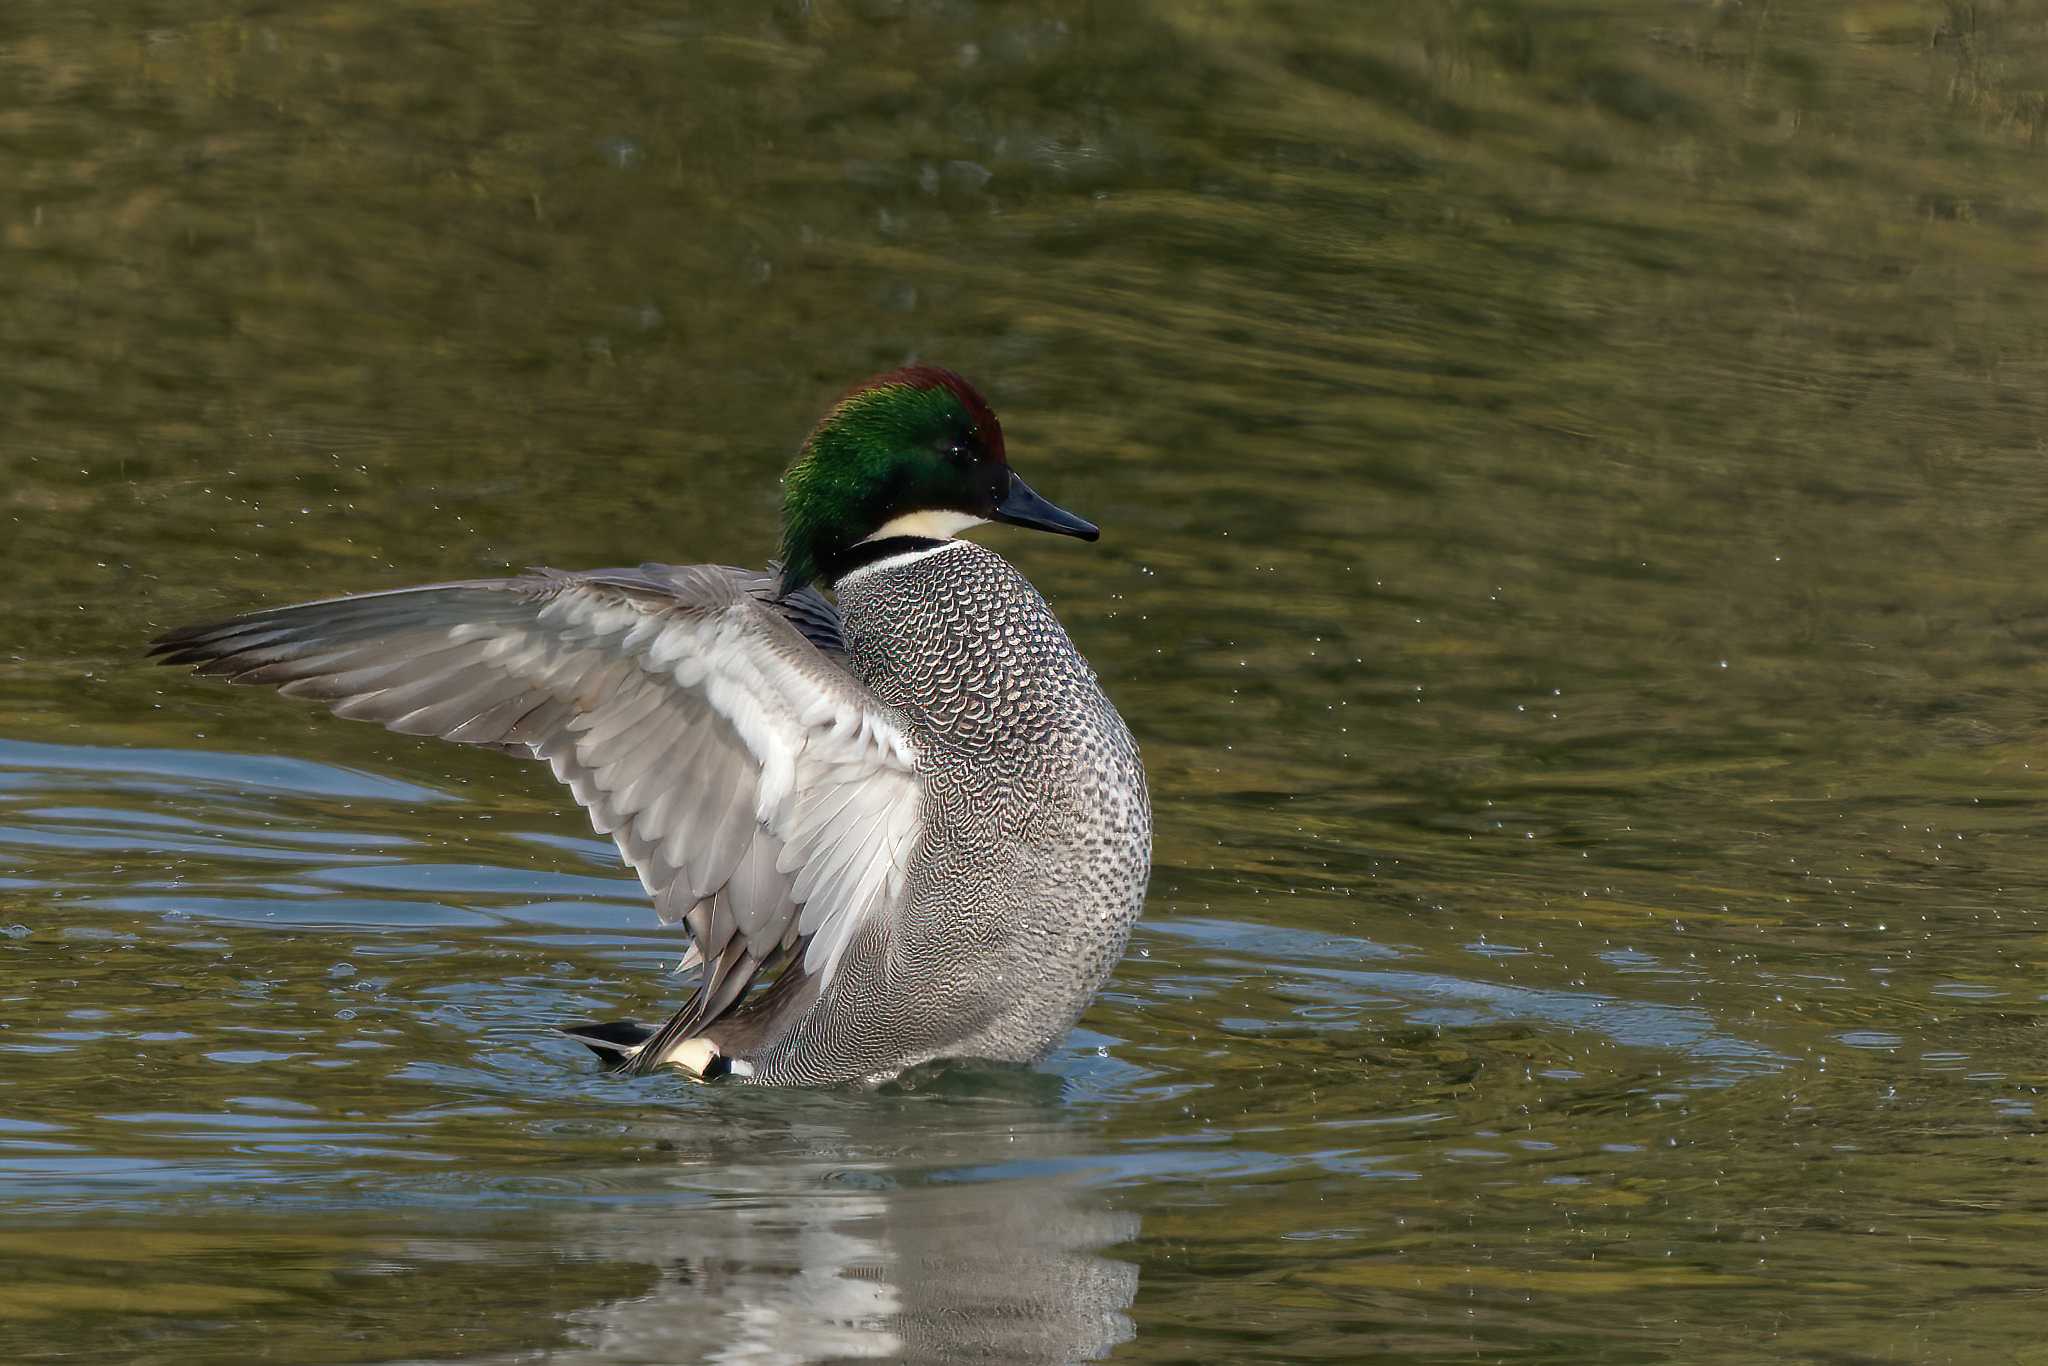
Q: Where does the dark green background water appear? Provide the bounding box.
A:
[6,2,2048,1361]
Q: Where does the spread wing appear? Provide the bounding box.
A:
[149,564,921,1059]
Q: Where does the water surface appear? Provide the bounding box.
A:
[6,2,2048,1361]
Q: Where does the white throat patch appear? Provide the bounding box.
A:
[863,510,988,542]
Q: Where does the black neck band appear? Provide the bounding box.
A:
[824,536,945,585]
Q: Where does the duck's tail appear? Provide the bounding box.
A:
[555,1020,658,1071]
[554,1019,747,1080]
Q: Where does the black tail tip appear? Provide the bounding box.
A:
[556,1020,656,1071]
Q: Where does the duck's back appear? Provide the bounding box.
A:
[755,539,1151,1083]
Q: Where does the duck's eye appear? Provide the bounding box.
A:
[938,437,973,464]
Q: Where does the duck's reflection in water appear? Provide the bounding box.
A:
[535,1166,1136,1364]
[487,1088,1141,1365]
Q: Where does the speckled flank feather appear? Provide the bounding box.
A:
[743,539,1150,1084]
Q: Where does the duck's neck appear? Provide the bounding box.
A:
[824,511,986,588]
[819,532,946,585]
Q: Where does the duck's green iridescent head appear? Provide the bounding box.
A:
[779,366,1097,593]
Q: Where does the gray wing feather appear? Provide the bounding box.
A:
[151,565,921,1053]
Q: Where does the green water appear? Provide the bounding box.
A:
[6,1,2048,1360]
